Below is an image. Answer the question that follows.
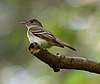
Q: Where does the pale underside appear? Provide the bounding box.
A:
[27,31,55,49]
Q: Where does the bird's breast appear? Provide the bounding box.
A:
[27,31,49,48]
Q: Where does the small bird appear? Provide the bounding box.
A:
[20,19,76,53]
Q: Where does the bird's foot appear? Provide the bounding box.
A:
[42,47,48,51]
[28,42,40,54]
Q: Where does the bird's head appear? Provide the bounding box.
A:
[20,19,43,28]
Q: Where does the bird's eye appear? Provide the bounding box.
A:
[30,20,33,23]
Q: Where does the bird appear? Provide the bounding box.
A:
[20,19,76,53]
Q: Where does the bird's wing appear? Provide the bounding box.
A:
[29,26,76,51]
[29,26,64,47]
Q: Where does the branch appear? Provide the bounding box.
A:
[29,44,100,74]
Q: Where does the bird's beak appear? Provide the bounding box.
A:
[20,21,28,24]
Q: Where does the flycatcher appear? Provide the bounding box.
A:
[20,19,76,53]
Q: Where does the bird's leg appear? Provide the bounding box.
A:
[43,48,48,51]
[28,42,40,54]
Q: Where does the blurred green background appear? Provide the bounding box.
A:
[0,0,100,84]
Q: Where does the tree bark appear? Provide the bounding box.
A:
[29,44,100,74]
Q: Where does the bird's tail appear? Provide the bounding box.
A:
[55,38,76,51]
[63,43,76,51]
[64,44,76,51]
